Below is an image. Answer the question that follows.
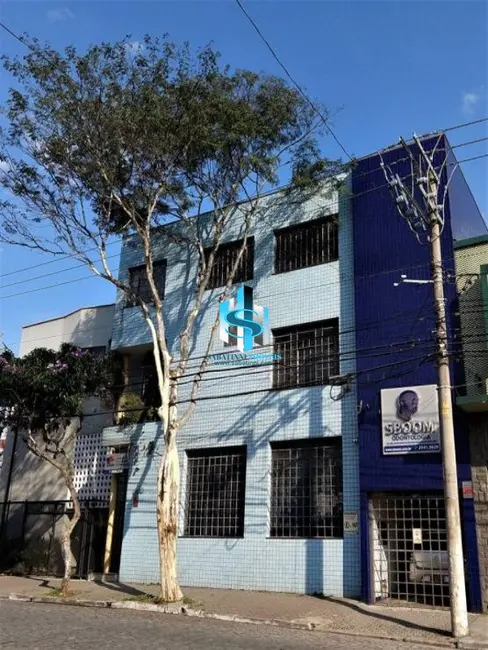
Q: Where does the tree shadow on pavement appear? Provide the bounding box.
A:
[317,596,451,638]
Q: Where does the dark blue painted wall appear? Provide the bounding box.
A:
[352,134,481,611]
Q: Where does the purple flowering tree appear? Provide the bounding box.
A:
[0,343,111,595]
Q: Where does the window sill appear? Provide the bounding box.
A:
[178,535,245,540]
[272,259,338,276]
[266,536,344,540]
[270,383,332,391]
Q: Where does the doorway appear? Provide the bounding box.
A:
[369,492,451,607]
[109,470,129,574]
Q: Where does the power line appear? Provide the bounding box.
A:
[233,0,353,161]
[452,136,488,150]
[2,151,485,301]
[0,253,120,290]
[443,117,488,133]
[1,241,121,280]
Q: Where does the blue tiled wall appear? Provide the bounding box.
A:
[112,184,360,596]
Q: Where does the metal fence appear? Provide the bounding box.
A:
[369,493,451,607]
[0,500,108,579]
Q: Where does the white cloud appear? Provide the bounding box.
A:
[46,8,75,23]
[0,160,10,174]
[461,91,480,116]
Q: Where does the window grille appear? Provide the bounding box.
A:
[273,320,339,389]
[274,216,338,274]
[184,446,246,537]
[127,261,166,306]
[205,238,254,290]
[270,438,343,538]
[370,493,449,607]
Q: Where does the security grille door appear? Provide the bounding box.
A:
[369,493,451,607]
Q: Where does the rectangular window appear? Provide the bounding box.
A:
[274,216,338,274]
[273,319,339,389]
[270,438,343,538]
[127,261,166,306]
[205,238,254,290]
[184,446,246,537]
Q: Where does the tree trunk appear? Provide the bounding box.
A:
[157,423,183,602]
[60,481,81,597]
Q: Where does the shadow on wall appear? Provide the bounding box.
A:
[117,186,337,354]
[118,421,163,570]
[181,385,336,594]
[113,185,349,591]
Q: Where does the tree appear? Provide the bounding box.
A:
[0,36,343,601]
[0,344,111,595]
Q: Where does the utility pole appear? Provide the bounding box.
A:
[381,135,469,639]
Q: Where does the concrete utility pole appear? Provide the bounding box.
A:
[381,135,469,639]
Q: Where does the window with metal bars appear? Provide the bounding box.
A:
[127,261,166,306]
[273,319,339,389]
[274,216,338,274]
[270,438,343,538]
[184,446,247,537]
[205,238,254,290]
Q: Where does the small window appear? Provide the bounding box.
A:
[273,319,339,389]
[184,446,246,537]
[205,238,254,290]
[141,350,161,409]
[270,438,343,538]
[127,261,166,306]
[274,216,338,274]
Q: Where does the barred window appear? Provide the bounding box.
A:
[273,320,339,389]
[127,261,166,306]
[184,446,246,537]
[274,216,338,274]
[270,439,343,538]
[205,238,254,290]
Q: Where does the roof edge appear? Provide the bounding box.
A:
[22,303,115,330]
[454,234,488,250]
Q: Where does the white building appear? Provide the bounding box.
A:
[0,304,115,577]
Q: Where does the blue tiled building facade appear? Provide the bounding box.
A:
[104,134,487,607]
[108,183,361,597]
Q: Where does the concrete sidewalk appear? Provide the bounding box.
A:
[0,575,485,647]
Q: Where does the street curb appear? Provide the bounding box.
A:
[4,592,461,648]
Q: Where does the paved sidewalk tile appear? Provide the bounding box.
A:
[0,575,481,646]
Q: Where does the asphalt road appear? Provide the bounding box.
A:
[0,601,436,649]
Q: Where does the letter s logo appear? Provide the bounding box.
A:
[224,308,263,339]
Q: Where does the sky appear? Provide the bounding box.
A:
[0,0,486,353]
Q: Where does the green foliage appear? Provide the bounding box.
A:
[115,391,146,425]
[0,343,111,435]
[0,35,342,245]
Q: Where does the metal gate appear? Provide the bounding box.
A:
[369,493,450,607]
[0,500,108,578]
